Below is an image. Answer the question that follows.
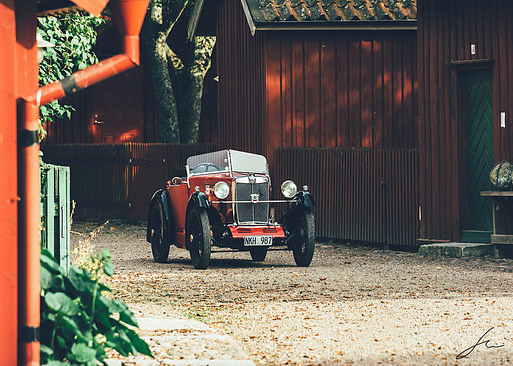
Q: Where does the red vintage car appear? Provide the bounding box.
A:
[146,149,315,269]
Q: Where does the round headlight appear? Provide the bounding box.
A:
[213,181,230,199]
[281,180,297,198]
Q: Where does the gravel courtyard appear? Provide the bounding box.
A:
[72,220,513,365]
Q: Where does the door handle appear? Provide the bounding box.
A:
[93,114,104,125]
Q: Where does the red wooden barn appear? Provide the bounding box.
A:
[42,0,421,246]
[417,0,513,244]
[188,0,420,247]
[191,0,418,158]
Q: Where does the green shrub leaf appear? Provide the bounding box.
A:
[44,292,78,316]
[69,343,96,363]
[41,249,151,363]
[68,266,95,294]
[44,360,69,366]
[103,260,115,276]
[57,315,80,336]
[40,344,54,357]
[41,265,64,292]
[119,308,138,327]
[125,327,153,357]
[41,250,63,274]
[40,265,54,290]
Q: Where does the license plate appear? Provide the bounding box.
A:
[243,235,273,246]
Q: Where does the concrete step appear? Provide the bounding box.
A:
[418,242,495,258]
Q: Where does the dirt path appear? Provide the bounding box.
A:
[72,220,513,365]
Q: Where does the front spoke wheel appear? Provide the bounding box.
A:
[150,202,170,263]
[292,210,315,267]
[186,207,212,269]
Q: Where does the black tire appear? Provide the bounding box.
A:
[292,210,315,267]
[250,247,268,261]
[186,207,212,269]
[149,201,170,263]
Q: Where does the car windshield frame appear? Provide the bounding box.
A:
[186,150,268,176]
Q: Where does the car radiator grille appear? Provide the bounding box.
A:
[234,177,269,224]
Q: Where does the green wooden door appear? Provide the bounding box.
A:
[462,69,493,243]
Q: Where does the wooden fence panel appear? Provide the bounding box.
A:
[40,162,71,273]
[41,143,215,220]
[272,147,419,248]
[42,144,418,248]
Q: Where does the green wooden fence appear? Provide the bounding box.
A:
[41,159,71,273]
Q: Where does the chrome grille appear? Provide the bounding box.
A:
[234,176,269,224]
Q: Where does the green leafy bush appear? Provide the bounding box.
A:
[37,13,106,140]
[40,249,152,365]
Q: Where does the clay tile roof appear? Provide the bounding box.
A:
[246,0,416,23]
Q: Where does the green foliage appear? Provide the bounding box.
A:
[37,13,105,138]
[40,249,153,365]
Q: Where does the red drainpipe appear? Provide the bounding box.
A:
[27,0,149,106]
[20,0,149,365]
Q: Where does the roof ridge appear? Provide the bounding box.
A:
[245,0,417,24]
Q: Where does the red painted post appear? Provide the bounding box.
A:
[16,1,40,364]
[0,0,19,364]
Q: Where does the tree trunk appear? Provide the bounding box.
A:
[142,29,180,142]
[178,36,215,143]
[142,0,215,144]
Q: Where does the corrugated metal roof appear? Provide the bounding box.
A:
[246,0,416,23]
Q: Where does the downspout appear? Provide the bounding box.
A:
[19,0,149,365]
[27,0,149,106]
[19,100,41,366]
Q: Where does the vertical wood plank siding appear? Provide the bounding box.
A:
[214,0,265,153]
[263,31,417,158]
[41,144,215,220]
[418,0,513,241]
[273,148,418,247]
[215,0,417,158]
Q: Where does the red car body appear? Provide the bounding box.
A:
[147,150,315,269]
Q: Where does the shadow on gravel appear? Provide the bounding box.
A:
[118,256,295,270]
[200,258,294,269]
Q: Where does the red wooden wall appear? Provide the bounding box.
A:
[418,0,513,241]
[213,0,417,160]
[211,0,266,154]
[264,31,418,157]
[203,0,420,246]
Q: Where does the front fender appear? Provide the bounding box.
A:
[296,191,315,208]
[147,189,172,242]
[189,191,210,209]
[280,191,315,232]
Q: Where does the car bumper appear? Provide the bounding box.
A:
[228,225,286,239]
